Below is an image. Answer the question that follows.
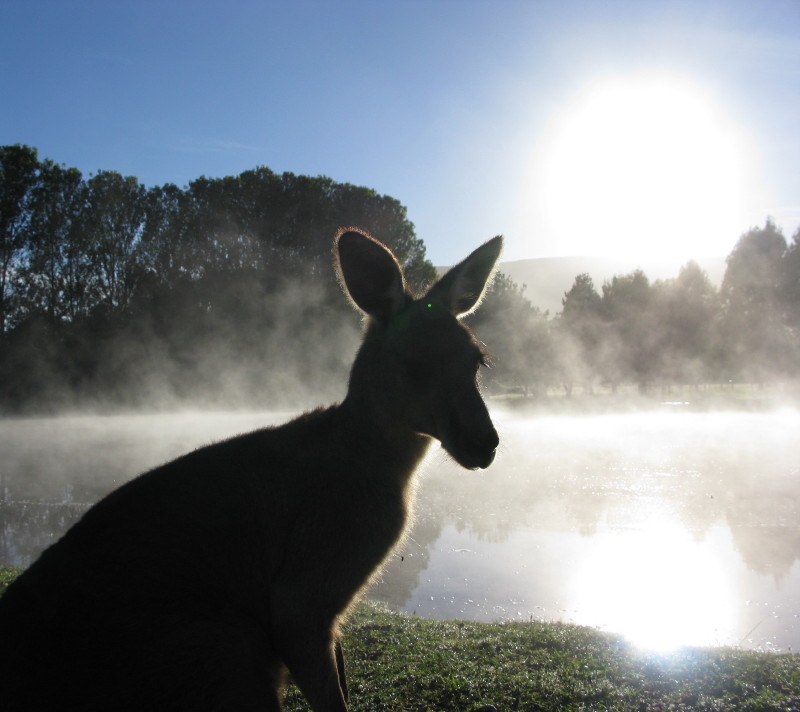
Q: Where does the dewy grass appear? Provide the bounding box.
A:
[2,568,798,711]
[0,567,23,595]
[322,603,800,712]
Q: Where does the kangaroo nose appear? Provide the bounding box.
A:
[478,425,499,452]
[473,427,499,469]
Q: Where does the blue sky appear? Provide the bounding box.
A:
[2,0,799,265]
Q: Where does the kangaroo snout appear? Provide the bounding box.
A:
[467,427,500,469]
[442,422,499,470]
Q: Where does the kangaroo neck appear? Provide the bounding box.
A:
[338,320,432,470]
[339,391,432,469]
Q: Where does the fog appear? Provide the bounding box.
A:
[2,407,798,653]
[1,272,365,415]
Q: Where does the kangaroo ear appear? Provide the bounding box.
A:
[426,235,503,317]
[335,228,410,322]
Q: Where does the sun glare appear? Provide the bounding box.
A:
[531,74,752,261]
[568,516,735,652]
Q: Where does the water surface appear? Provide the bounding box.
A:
[1,408,798,652]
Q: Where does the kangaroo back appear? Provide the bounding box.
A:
[0,228,502,712]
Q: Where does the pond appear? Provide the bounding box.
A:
[1,408,798,653]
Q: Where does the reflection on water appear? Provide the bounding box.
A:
[569,519,737,651]
[1,408,799,652]
[375,409,800,652]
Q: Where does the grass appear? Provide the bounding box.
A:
[2,567,799,710]
[0,567,23,594]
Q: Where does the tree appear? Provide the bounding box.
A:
[180,169,435,292]
[722,218,786,313]
[20,159,85,322]
[0,145,39,334]
[720,219,790,381]
[780,226,800,342]
[557,273,603,393]
[468,272,555,396]
[79,172,148,312]
[600,270,654,391]
[649,262,719,385]
[140,183,194,283]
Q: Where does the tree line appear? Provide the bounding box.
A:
[0,144,434,412]
[1,144,798,412]
[470,217,800,398]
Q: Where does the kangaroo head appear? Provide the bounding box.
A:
[336,228,502,470]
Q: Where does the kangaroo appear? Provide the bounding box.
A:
[0,228,502,712]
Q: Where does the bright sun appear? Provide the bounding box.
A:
[531,74,752,261]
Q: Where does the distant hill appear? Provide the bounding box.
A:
[495,255,727,316]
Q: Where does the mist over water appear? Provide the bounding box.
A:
[376,408,800,652]
[1,407,798,652]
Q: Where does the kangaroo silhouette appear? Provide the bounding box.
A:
[0,228,502,712]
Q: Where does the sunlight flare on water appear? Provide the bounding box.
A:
[568,516,736,651]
